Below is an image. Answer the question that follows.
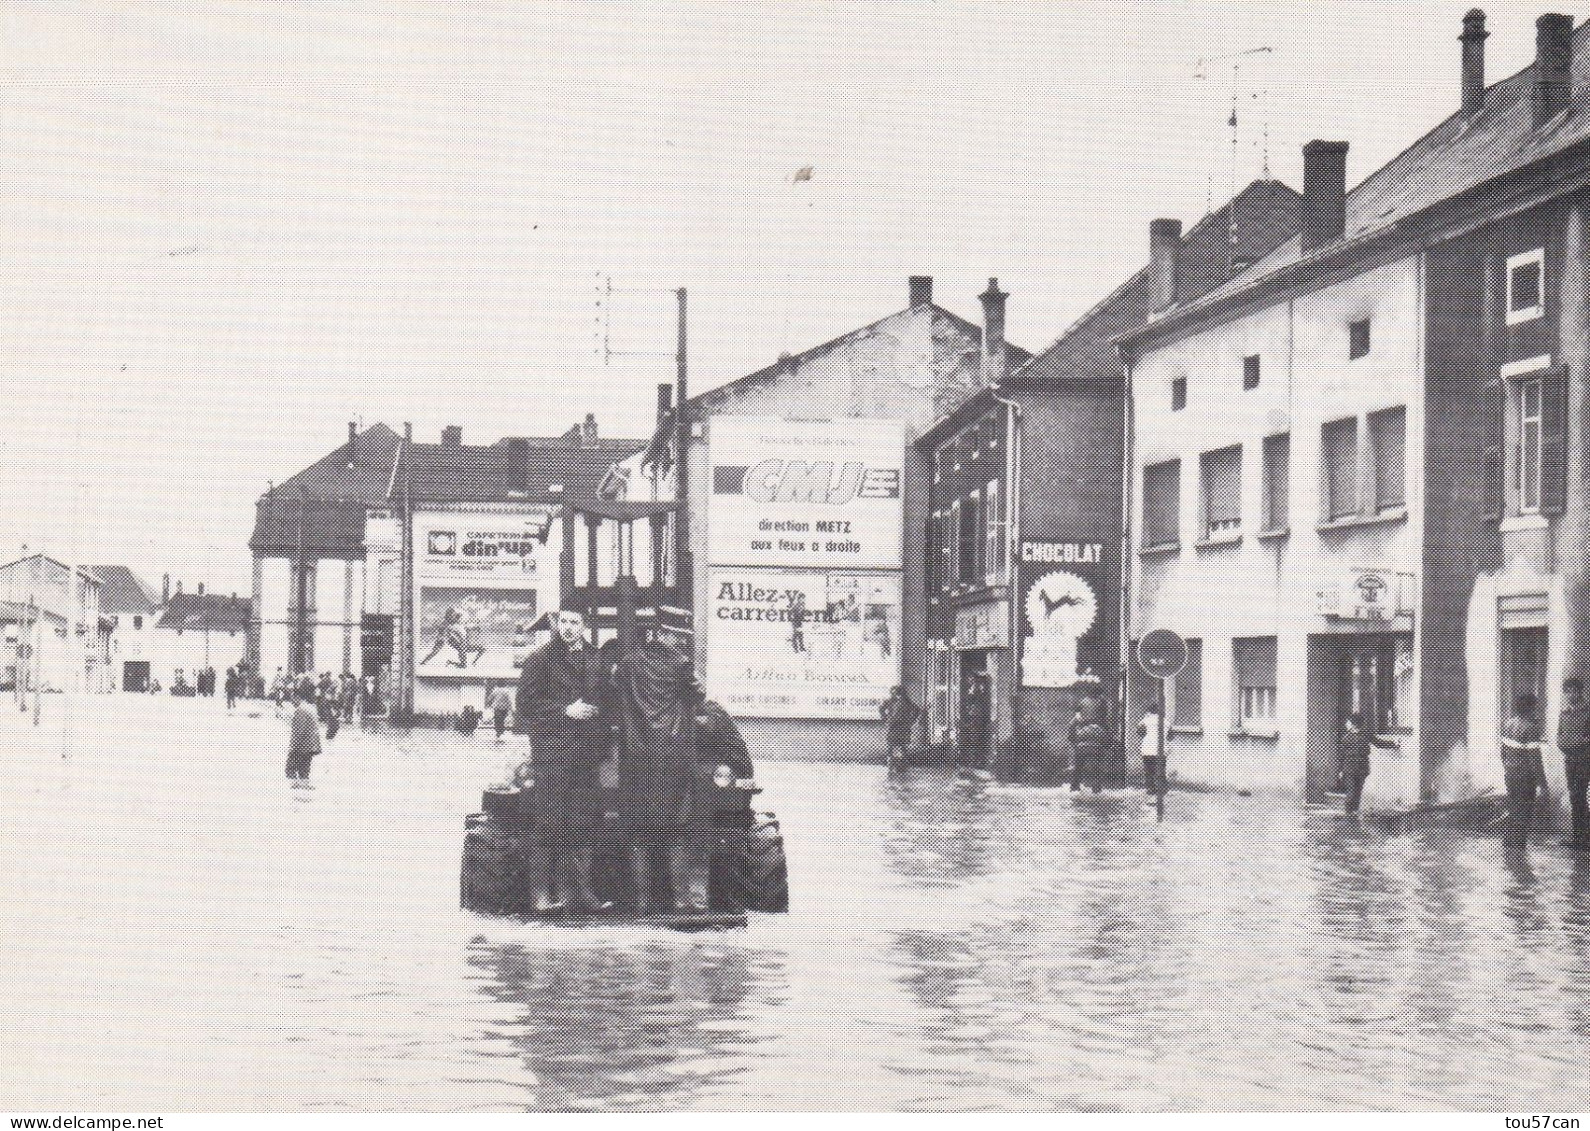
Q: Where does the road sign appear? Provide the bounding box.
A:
[1138,629,1187,680]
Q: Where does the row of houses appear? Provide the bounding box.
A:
[0,555,247,694]
[252,10,1590,809]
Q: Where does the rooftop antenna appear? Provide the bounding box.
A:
[1194,45,1273,269]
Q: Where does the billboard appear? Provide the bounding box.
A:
[416,587,539,681]
[1017,539,1112,689]
[706,568,901,719]
[416,510,556,581]
[707,416,904,569]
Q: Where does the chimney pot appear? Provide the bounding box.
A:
[978,278,1009,387]
[909,275,933,307]
[348,421,357,442]
[1149,218,1183,311]
[198,582,205,595]
[582,413,598,446]
[1461,9,1489,114]
[441,424,462,446]
[1301,140,1350,251]
[1534,13,1573,126]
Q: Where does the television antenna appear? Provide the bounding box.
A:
[1194,46,1273,265]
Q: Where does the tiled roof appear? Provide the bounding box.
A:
[403,439,643,505]
[274,423,403,503]
[1017,179,1301,387]
[89,565,160,615]
[1133,18,1590,336]
[155,592,251,634]
[249,495,369,557]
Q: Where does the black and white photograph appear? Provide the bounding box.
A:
[7,0,1590,1118]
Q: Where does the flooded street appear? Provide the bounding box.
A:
[5,696,1590,1111]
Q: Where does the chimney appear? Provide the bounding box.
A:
[1301,140,1349,252]
[909,275,934,307]
[582,413,598,447]
[1149,219,1182,312]
[162,573,170,604]
[1461,9,1489,114]
[978,278,1008,386]
[198,582,205,596]
[1534,13,1573,126]
[175,580,183,595]
[506,437,530,494]
[348,421,357,442]
[441,424,462,446]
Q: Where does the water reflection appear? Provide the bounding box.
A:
[467,938,775,1112]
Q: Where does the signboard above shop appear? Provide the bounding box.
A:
[1316,567,1414,622]
[706,417,905,570]
[415,510,557,581]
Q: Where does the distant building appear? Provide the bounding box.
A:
[249,418,643,718]
[0,554,107,693]
[92,565,162,692]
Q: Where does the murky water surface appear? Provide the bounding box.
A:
[4,695,1590,1110]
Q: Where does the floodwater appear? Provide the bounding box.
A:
[4,694,1590,1111]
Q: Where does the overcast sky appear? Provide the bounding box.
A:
[0,0,1561,593]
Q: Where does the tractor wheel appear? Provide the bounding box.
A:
[740,814,789,913]
[461,819,528,915]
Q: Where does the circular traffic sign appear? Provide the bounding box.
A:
[1138,628,1187,680]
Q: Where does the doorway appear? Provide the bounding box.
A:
[123,660,150,693]
[1306,633,1413,802]
[1501,625,1549,723]
[957,650,993,771]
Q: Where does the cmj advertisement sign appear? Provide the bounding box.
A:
[706,568,901,719]
[707,417,904,570]
[416,587,539,681]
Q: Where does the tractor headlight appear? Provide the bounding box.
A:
[713,764,735,788]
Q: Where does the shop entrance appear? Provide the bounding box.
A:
[1306,633,1413,802]
[1501,625,1549,722]
[122,660,150,693]
[957,650,993,771]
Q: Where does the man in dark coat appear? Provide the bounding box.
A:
[609,609,708,912]
[285,690,321,779]
[1335,711,1399,815]
[515,607,609,913]
[880,685,922,771]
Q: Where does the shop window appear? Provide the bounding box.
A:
[1200,445,1242,536]
[1233,636,1278,730]
[1171,376,1187,411]
[1507,248,1545,325]
[1243,354,1261,390]
[1172,638,1202,729]
[1143,459,1181,548]
[1321,417,1359,520]
[1349,319,1371,360]
[1261,433,1290,531]
[1368,406,1406,512]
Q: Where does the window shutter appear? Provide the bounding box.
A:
[1481,444,1504,522]
[1541,365,1568,515]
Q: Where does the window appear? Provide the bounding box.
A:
[1172,638,1202,728]
[958,491,980,585]
[1349,319,1371,359]
[1262,433,1290,531]
[1233,636,1278,730]
[925,512,941,595]
[1321,417,1359,520]
[1143,460,1181,547]
[1368,406,1406,512]
[984,479,1003,585]
[1516,377,1542,513]
[1171,376,1187,411]
[1507,248,1545,325]
[1201,445,1243,536]
[1243,354,1261,390]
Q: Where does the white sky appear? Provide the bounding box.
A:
[0,0,1561,593]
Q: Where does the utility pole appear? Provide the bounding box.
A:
[398,422,414,721]
[31,593,41,726]
[675,287,691,621]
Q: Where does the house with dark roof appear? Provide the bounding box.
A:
[617,276,1031,761]
[1116,10,1590,810]
[249,417,643,719]
[92,564,162,691]
[917,180,1303,777]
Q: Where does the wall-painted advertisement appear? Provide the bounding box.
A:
[707,416,905,569]
[416,587,539,680]
[1017,540,1112,689]
[706,568,901,719]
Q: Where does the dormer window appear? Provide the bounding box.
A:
[1507,248,1545,325]
[1171,376,1188,411]
[1243,355,1261,390]
[1349,319,1371,360]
